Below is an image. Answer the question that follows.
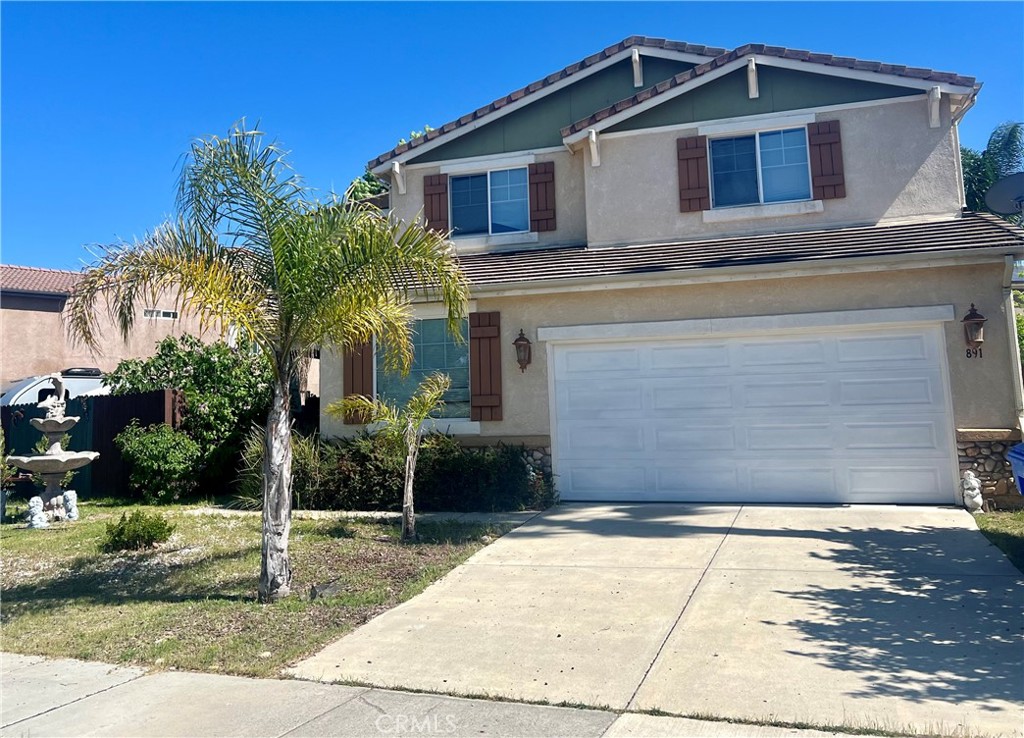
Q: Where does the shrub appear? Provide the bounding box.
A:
[234,430,557,513]
[115,422,201,503]
[102,509,176,552]
[107,335,273,492]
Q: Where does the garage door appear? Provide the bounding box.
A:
[551,325,956,503]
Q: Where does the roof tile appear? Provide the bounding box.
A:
[1,265,82,296]
[454,214,1024,288]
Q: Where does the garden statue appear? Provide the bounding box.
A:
[26,496,49,529]
[5,373,98,525]
[63,490,79,521]
[960,471,984,512]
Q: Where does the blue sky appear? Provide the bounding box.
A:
[2,1,1022,270]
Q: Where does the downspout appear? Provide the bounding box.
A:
[1002,255,1024,435]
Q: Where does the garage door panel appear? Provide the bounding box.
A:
[738,339,827,368]
[843,420,941,450]
[746,423,834,451]
[552,325,955,504]
[838,376,940,407]
[836,333,932,364]
[741,379,831,408]
[847,466,946,499]
[655,426,736,452]
[650,344,730,370]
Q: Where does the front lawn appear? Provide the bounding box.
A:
[0,504,511,677]
[975,510,1024,574]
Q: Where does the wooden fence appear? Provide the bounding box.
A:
[2,389,182,498]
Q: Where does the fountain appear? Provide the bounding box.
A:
[5,374,99,527]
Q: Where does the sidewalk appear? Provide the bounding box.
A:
[2,653,862,738]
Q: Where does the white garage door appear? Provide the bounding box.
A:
[552,325,957,504]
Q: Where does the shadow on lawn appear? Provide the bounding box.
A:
[511,504,1024,708]
[1,544,261,616]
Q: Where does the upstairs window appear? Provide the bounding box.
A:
[710,128,811,208]
[450,167,529,235]
[144,308,179,319]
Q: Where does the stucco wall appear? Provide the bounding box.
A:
[584,97,962,247]
[1,300,212,384]
[389,148,587,250]
[321,261,1016,441]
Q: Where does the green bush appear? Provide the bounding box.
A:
[115,422,202,503]
[107,335,273,492]
[102,509,176,552]
[234,430,556,513]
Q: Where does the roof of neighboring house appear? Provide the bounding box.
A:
[561,43,979,139]
[369,37,979,170]
[0,265,82,296]
[367,36,724,170]
[456,213,1024,287]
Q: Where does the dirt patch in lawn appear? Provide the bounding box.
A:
[0,505,512,677]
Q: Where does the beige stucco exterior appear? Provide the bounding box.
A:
[322,260,1019,442]
[584,97,962,246]
[1,299,211,384]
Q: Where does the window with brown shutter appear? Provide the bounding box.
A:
[808,121,846,200]
[469,312,502,422]
[528,162,556,232]
[423,174,450,232]
[341,341,373,424]
[677,136,711,212]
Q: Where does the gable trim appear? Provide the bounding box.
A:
[563,54,973,145]
[369,46,716,175]
[595,95,926,142]
[405,146,565,172]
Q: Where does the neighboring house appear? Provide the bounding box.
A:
[0,264,208,385]
[322,36,1024,508]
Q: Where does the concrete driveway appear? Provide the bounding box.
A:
[290,505,1024,736]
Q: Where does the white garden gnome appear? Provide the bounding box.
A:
[63,490,79,521]
[26,496,49,528]
[960,471,984,512]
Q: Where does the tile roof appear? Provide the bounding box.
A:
[562,43,979,138]
[0,265,82,296]
[456,213,1024,288]
[367,36,724,171]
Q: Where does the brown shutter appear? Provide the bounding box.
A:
[677,136,711,212]
[469,312,502,422]
[528,162,556,232]
[341,341,374,424]
[808,121,846,200]
[423,174,449,232]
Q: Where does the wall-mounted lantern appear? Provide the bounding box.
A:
[962,304,987,347]
[513,329,532,372]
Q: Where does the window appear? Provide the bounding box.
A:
[710,128,810,208]
[144,309,179,319]
[375,318,470,418]
[450,167,529,235]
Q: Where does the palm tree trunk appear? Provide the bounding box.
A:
[401,419,418,542]
[259,377,293,602]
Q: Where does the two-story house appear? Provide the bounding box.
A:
[321,37,1024,508]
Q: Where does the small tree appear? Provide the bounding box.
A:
[329,373,450,541]
[962,121,1023,224]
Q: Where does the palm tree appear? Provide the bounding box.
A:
[66,122,468,602]
[962,121,1023,224]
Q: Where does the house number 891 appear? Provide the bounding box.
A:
[966,347,983,358]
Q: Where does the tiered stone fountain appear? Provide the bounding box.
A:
[5,374,99,527]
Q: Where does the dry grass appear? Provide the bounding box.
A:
[0,503,511,677]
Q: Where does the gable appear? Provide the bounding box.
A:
[604,66,923,134]
[408,57,696,164]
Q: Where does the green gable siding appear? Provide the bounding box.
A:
[605,66,922,133]
[409,57,695,164]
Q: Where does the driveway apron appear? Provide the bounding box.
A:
[289,504,1024,736]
